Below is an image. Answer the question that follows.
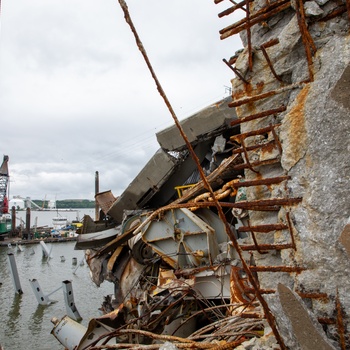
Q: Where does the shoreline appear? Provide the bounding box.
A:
[0,236,77,247]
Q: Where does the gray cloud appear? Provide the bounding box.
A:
[1,0,243,201]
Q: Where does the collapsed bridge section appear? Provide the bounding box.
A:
[52,0,350,349]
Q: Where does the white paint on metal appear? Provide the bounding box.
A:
[7,253,23,294]
[62,280,82,321]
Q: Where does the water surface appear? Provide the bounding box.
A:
[0,241,112,350]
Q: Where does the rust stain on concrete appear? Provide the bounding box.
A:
[339,223,350,256]
[282,84,310,169]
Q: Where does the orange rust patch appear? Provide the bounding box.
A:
[256,81,265,93]
[283,85,310,166]
[261,141,276,154]
[233,88,246,100]
[339,223,350,255]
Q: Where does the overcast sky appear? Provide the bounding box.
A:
[0,0,243,201]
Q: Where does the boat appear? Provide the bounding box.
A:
[50,215,79,238]
[51,216,68,237]
[0,213,11,235]
[52,216,68,230]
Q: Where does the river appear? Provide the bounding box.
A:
[0,209,113,350]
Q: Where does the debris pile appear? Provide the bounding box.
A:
[51,0,350,348]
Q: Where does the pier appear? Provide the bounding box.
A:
[0,236,77,247]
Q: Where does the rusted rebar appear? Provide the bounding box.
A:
[270,124,283,155]
[346,0,350,23]
[297,292,328,299]
[249,266,305,272]
[236,134,259,173]
[244,287,275,294]
[260,41,283,81]
[240,312,264,319]
[318,317,336,325]
[261,38,280,48]
[225,175,291,188]
[228,81,305,107]
[117,2,288,347]
[219,0,289,35]
[223,58,249,84]
[231,123,281,141]
[295,0,315,81]
[250,230,268,253]
[238,223,288,232]
[313,5,346,23]
[220,0,291,39]
[223,197,302,208]
[218,0,249,17]
[246,0,253,71]
[143,197,302,214]
[286,212,296,250]
[336,289,346,350]
[230,106,286,126]
[240,243,294,251]
[244,290,329,299]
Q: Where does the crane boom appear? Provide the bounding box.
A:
[0,155,9,214]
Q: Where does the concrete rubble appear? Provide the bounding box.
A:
[51,0,350,349]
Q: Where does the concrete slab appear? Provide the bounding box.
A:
[156,97,236,151]
[107,148,179,223]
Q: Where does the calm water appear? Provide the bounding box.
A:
[0,214,113,350]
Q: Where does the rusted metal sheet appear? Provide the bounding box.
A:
[94,190,117,216]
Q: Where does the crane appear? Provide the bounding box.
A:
[0,155,9,214]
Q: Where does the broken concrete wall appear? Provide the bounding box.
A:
[225,0,350,347]
[107,98,237,224]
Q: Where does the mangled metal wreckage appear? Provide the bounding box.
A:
[51,98,272,349]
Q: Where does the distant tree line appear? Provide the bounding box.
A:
[32,199,95,209]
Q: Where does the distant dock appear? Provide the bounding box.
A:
[0,236,77,247]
